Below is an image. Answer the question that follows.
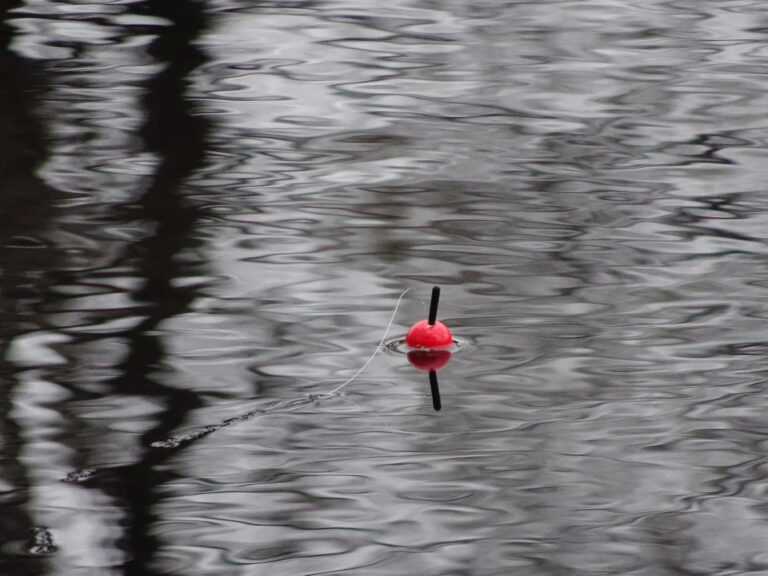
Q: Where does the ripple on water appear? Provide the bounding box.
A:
[5,0,768,574]
[384,336,471,355]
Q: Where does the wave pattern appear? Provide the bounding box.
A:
[3,0,768,574]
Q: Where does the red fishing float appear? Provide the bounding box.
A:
[404,286,453,349]
[405,286,453,412]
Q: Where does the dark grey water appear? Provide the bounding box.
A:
[3,0,768,574]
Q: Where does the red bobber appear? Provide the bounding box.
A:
[405,287,451,413]
[404,286,453,348]
[405,319,453,349]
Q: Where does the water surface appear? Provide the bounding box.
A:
[3,0,768,574]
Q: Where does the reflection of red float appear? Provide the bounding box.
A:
[407,349,452,372]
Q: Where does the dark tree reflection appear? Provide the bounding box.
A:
[0,2,59,574]
[79,2,212,574]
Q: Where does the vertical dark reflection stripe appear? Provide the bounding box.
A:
[0,3,56,574]
[86,2,211,574]
[428,370,441,411]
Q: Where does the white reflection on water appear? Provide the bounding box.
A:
[3,0,768,574]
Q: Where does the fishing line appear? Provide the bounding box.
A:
[137,288,413,451]
[324,287,411,396]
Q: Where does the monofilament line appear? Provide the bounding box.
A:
[325,288,412,396]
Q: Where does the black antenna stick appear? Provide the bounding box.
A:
[428,286,440,326]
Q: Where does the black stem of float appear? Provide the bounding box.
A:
[428,286,440,326]
[429,370,441,412]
